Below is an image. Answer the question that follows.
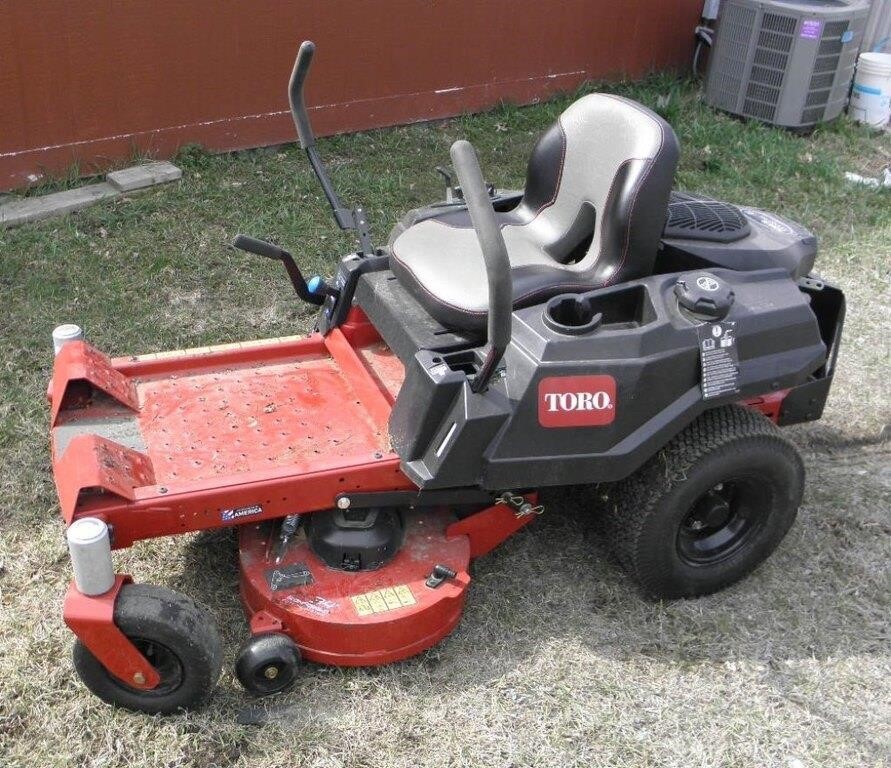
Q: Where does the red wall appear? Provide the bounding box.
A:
[0,1,701,190]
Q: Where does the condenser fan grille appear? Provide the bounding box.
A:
[664,193,751,243]
[741,12,795,122]
[800,19,851,124]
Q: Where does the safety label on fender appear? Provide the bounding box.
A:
[698,321,740,400]
[351,585,416,617]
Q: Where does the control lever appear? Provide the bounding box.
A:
[435,166,497,204]
[233,234,334,306]
[436,166,457,202]
[449,140,512,393]
[288,41,375,257]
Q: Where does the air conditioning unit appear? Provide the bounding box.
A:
[705,0,872,128]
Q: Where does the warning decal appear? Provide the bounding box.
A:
[698,321,740,400]
[351,585,416,617]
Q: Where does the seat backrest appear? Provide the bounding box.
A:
[509,94,680,284]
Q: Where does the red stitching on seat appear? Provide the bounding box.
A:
[588,94,669,287]
[529,119,568,217]
[416,119,567,234]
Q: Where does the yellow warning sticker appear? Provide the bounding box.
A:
[351,584,416,616]
[352,594,373,617]
[394,585,415,606]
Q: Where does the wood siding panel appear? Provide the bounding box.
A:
[0,1,700,189]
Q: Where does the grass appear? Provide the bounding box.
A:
[0,75,889,767]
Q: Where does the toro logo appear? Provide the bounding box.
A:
[538,375,617,428]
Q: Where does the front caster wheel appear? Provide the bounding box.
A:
[235,633,301,696]
[602,405,805,599]
[72,584,223,714]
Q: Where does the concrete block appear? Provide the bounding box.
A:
[106,161,182,192]
[0,183,119,228]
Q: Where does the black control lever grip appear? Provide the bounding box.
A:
[233,234,286,261]
[449,140,512,393]
[289,41,316,150]
[232,234,325,306]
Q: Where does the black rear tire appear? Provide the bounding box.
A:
[602,405,804,599]
[72,584,223,714]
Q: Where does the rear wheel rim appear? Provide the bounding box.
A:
[676,477,771,566]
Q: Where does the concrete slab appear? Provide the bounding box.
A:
[0,183,119,228]
[106,161,182,192]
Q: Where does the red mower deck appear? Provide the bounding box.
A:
[239,511,471,666]
[237,502,535,667]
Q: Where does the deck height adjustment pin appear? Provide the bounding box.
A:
[274,514,302,564]
[425,564,457,589]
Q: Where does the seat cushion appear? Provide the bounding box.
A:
[390,211,600,329]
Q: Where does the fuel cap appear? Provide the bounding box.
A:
[674,272,735,320]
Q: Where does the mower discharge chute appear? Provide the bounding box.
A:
[49,41,845,713]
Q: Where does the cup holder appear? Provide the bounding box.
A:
[543,294,603,336]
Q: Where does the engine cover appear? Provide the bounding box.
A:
[659,193,817,279]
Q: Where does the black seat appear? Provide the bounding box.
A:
[389,94,680,331]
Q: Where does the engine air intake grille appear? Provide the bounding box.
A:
[664,193,751,243]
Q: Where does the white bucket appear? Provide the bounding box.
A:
[849,52,891,127]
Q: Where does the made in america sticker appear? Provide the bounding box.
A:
[220,504,263,522]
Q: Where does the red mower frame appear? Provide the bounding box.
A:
[51,308,539,689]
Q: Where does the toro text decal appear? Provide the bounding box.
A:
[538,375,617,428]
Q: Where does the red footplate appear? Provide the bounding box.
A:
[238,510,471,666]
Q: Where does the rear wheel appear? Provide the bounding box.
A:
[72,584,222,714]
[602,405,804,599]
